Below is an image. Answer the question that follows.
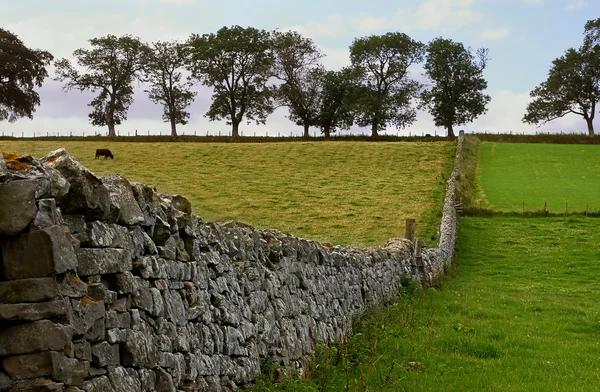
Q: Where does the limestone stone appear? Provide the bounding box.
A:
[0,319,71,356]
[86,221,115,247]
[42,148,111,220]
[70,297,105,336]
[7,379,65,391]
[108,367,141,392]
[106,310,131,329]
[0,179,37,236]
[74,339,92,361]
[106,328,127,344]
[58,273,89,298]
[0,277,58,303]
[137,369,156,391]
[91,341,120,367]
[81,376,115,392]
[101,174,145,226]
[2,350,63,379]
[44,166,71,202]
[76,248,132,276]
[31,198,61,230]
[0,299,67,322]
[84,316,106,342]
[2,225,77,280]
[0,372,10,391]
[123,321,158,368]
[62,214,86,233]
[163,289,187,326]
[154,367,175,392]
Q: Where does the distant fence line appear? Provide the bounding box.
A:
[0,129,450,139]
[1,129,596,139]
[470,200,600,217]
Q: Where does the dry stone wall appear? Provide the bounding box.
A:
[0,136,461,392]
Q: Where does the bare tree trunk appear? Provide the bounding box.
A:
[586,117,594,136]
[323,125,331,139]
[106,100,116,137]
[170,117,177,137]
[303,122,310,138]
[447,124,455,137]
[107,122,116,137]
[232,121,240,138]
[371,122,378,137]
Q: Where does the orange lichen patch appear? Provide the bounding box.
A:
[80,295,100,306]
[44,155,59,165]
[68,274,85,284]
[2,152,31,172]
[37,378,52,384]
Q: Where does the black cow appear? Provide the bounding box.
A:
[95,149,114,159]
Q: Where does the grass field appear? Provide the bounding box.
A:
[250,216,600,391]
[478,142,600,213]
[1,140,454,247]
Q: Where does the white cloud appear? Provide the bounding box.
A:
[479,27,511,40]
[565,0,587,11]
[354,14,387,33]
[5,12,192,60]
[282,15,345,40]
[405,0,483,32]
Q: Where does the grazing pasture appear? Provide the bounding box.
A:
[0,140,454,246]
[250,216,600,391]
[478,142,600,213]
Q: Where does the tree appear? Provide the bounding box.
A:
[54,35,150,137]
[0,28,53,122]
[143,41,196,136]
[523,18,600,136]
[186,26,274,137]
[272,30,324,137]
[350,32,425,137]
[420,38,490,137]
[316,67,359,138]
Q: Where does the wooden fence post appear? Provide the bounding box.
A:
[405,219,416,242]
[544,202,546,215]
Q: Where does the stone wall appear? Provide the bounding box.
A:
[0,136,461,392]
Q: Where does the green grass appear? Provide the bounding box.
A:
[478,142,600,213]
[1,140,454,247]
[249,216,600,391]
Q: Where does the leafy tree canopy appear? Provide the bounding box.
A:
[54,34,150,137]
[0,28,53,122]
[186,25,274,137]
[420,37,490,137]
[142,41,196,136]
[272,30,324,137]
[350,32,425,137]
[523,17,600,136]
[316,67,360,138]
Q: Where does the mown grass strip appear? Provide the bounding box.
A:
[1,140,454,246]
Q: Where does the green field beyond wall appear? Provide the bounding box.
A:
[478,142,600,213]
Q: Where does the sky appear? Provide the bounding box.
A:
[1,0,599,137]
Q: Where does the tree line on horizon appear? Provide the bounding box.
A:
[1,26,491,138]
[2,17,600,138]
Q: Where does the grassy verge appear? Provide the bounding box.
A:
[249,216,600,391]
[478,142,600,213]
[1,140,454,247]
